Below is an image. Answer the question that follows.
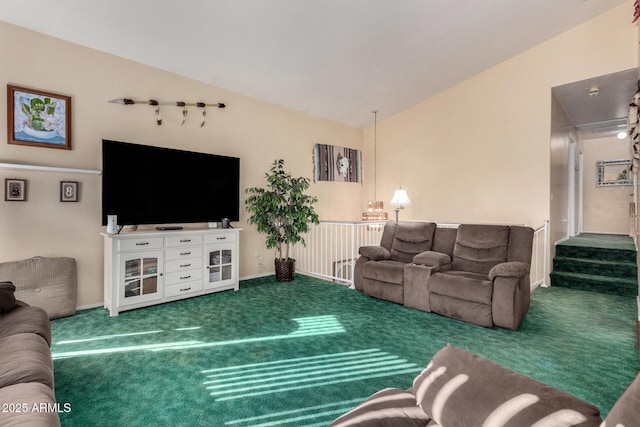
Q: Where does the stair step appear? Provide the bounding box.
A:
[555,245,636,263]
[549,271,637,297]
[552,256,637,279]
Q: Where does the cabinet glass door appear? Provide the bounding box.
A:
[205,245,234,288]
[120,252,163,305]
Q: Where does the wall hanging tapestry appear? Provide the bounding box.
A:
[313,144,361,183]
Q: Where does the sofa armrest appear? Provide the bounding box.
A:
[412,251,451,268]
[358,246,391,261]
[488,261,530,281]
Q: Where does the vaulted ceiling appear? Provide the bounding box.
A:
[0,0,631,128]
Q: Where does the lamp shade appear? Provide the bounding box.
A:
[389,188,412,207]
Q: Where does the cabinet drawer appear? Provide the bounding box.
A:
[166,247,203,260]
[166,257,203,273]
[165,269,203,286]
[118,237,164,252]
[204,232,236,244]
[166,234,204,247]
[165,280,203,298]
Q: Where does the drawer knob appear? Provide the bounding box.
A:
[180,264,191,268]
[180,252,191,256]
[136,242,149,246]
[180,239,191,243]
[217,237,226,240]
[180,287,191,292]
[180,275,191,280]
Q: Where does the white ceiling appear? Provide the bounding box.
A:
[0,0,631,129]
[553,68,638,139]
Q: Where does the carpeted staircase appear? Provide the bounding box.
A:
[550,233,638,297]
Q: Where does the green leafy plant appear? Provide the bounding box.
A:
[245,159,319,261]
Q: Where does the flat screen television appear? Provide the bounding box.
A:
[102,140,240,226]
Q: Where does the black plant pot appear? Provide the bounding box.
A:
[275,258,295,282]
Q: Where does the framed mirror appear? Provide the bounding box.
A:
[596,159,633,186]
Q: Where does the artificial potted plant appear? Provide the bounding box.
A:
[245,159,319,281]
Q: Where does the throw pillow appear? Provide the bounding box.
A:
[413,344,602,427]
[0,281,17,314]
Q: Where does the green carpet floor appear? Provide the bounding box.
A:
[551,233,638,296]
[50,276,639,426]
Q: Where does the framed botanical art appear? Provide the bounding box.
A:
[60,181,79,202]
[7,84,72,150]
[5,178,27,201]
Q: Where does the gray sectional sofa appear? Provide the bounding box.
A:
[0,281,60,426]
[355,221,534,329]
[329,344,640,426]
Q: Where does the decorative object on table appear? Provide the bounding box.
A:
[108,98,224,127]
[60,181,79,202]
[245,159,319,282]
[4,178,27,201]
[7,85,72,150]
[389,187,412,222]
[362,110,388,221]
[313,144,361,182]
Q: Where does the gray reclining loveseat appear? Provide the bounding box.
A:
[355,221,534,329]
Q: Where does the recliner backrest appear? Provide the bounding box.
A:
[452,225,510,275]
[507,226,534,264]
[389,221,436,263]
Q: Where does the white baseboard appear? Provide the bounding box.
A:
[240,272,274,280]
[76,302,104,311]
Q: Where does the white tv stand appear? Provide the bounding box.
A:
[101,228,241,316]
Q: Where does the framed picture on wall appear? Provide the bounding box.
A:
[7,84,72,150]
[5,178,27,201]
[60,181,79,202]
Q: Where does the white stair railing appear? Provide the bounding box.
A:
[293,220,549,289]
[292,221,386,284]
[531,220,549,288]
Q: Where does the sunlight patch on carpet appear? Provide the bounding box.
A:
[51,315,345,360]
[203,349,422,401]
[224,398,366,427]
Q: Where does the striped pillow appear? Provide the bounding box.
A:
[413,345,602,427]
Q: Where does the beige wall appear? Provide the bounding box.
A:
[0,21,363,307]
[583,137,633,234]
[549,93,576,246]
[363,2,637,232]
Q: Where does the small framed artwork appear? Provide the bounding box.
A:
[60,181,79,202]
[7,84,72,150]
[5,178,27,201]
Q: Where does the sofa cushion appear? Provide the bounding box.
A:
[363,260,406,285]
[0,281,16,314]
[0,256,77,319]
[328,387,431,427]
[390,222,436,263]
[429,272,493,304]
[0,382,61,426]
[0,333,54,389]
[603,372,640,427]
[452,224,510,275]
[0,304,51,346]
[413,345,602,427]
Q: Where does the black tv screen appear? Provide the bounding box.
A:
[102,140,240,226]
